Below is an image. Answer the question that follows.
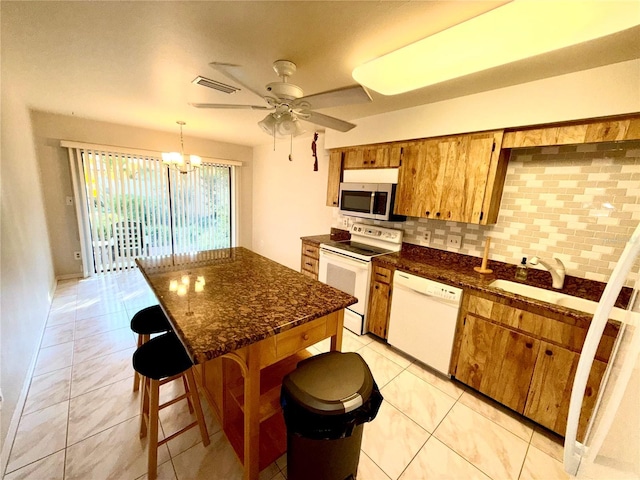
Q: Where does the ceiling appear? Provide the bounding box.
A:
[3,1,639,147]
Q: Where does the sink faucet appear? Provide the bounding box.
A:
[529,256,566,289]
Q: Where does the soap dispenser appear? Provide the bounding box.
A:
[515,257,528,281]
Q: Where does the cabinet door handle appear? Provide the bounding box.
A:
[525,342,533,348]
[436,212,441,217]
[426,211,430,216]
[303,333,309,341]
[375,285,379,290]
[545,349,553,356]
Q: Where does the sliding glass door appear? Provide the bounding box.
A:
[75,149,231,274]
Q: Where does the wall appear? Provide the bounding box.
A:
[30,112,254,278]
[252,134,333,270]
[335,141,640,284]
[0,99,56,452]
[326,60,640,149]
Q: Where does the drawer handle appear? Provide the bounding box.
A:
[376,272,388,278]
[525,342,533,349]
[303,333,309,341]
[545,349,553,356]
[305,262,312,266]
[375,285,379,290]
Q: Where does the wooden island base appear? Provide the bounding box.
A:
[193,311,344,479]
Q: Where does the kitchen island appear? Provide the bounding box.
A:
[136,247,357,480]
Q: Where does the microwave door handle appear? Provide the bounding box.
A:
[370,192,375,215]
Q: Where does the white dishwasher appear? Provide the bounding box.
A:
[387,271,463,376]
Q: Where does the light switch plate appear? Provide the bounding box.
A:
[447,234,462,249]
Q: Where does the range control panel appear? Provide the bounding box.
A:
[350,224,403,245]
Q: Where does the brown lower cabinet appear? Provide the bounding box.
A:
[454,291,617,441]
[456,316,539,413]
[367,264,394,338]
[300,241,319,280]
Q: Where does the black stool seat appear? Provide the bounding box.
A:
[133,333,193,380]
[130,305,171,335]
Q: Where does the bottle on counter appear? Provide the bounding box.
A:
[515,257,528,281]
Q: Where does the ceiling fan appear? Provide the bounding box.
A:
[190,60,372,137]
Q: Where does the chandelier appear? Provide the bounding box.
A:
[162,121,202,174]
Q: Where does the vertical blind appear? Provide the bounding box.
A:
[65,143,233,274]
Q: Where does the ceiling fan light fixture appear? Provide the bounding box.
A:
[352,0,640,95]
[258,114,277,135]
[276,113,305,137]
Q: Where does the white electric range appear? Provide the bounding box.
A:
[318,224,403,335]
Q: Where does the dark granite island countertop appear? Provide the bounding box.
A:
[136,247,357,364]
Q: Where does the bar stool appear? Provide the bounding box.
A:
[131,305,171,392]
[133,332,210,480]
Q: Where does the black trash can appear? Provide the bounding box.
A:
[280,351,383,480]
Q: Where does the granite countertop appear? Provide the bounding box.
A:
[301,227,351,246]
[374,243,630,325]
[136,247,357,364]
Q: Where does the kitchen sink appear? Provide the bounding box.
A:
[489,280,629,322]
[488,280,560,304]
[555,296,599,314]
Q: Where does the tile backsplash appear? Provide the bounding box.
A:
[334,141,640,284]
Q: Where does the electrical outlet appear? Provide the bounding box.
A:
[74,251,81,260]
[423,231,431,244]
[341,217,350,228]
[447,235,462,249]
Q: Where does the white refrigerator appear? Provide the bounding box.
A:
[564,222,640,479]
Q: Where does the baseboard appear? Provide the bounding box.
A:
[56,273,83,281]
[0,288,51,476]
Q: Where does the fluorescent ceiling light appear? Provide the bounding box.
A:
[352,1,640,95]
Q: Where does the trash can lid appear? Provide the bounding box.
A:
[283,351,374,415]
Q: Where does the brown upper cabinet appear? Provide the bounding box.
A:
[502,115,640,148]
[342,144,402,169]
[326,151,343,207]
[394,130,507,224]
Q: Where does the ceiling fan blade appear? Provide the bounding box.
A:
[299,111,356,132]
[293,85,372,110]
[189,103,272,110]
[208,62,266,99]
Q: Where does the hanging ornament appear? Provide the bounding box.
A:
[312,132,318,171]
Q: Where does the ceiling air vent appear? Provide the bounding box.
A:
[192,76,240,94]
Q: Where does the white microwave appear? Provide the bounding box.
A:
[338,182,406,221]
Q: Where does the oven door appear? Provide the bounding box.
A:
[318,248,371,334]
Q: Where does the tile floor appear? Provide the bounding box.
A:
[2,270,570,480]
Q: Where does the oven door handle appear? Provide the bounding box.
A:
[319,249,370,268]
